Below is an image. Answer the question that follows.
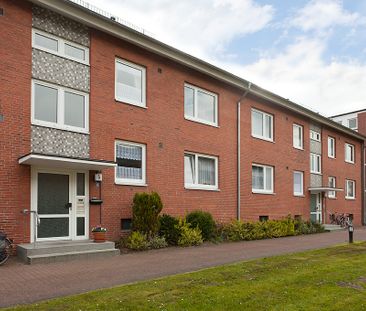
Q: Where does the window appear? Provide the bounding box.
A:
[293,124,303,149]
[328,136,335,158]
[115,141,146,185]
[32,80,89,133]
[348,118,357,130]
[115,58,146,107]
[252,164,274,194]
[259,216,269,222]
[32,29,89,64]
[184,84,218,126]
[345,179,355,199]
[251,109,273,141]
[345,143,355,163]
[121,219,132,230]
[184,153,218,190]
[310,153,321,174]
[328,176,336,198]
[293,171,304,196]
[310,130,321,142]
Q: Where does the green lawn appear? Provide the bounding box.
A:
[8,243,366,311]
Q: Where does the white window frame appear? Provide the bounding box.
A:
[293,124,303,150]
[345,143,355,164]
[184,152,218,191]
[31,79,89,133]
[115,58,146,108]
[32,28,89,65]
[310,153,321,174]
[114,140,146,186]
[293,171,304,196]
[310,130,321,142]
[184,83,218,127]
[328,176,336,199]
[252,163,274,194]
[347,118,357,130]
[345,179,355,200]
[251,108,274,142]
[328,136,336,158]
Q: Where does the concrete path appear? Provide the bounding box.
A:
[1,228,366,308]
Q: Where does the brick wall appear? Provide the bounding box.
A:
[0,0,32,244]
[88,29,364,240]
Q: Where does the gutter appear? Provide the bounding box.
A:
[237,83,252,221]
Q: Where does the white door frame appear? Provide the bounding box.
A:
[310,193,323,223]
[30,167,89,242]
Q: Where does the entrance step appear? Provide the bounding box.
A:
[17,240,119,264]
[323,224,345,232]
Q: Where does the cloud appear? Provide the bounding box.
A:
[220,37,366,116]
[290,0,360,31]
[86,0,274,58]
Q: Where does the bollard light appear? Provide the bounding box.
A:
[348,225,354,243]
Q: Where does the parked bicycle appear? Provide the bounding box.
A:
[329,212,350,228]
[0,232,13,266]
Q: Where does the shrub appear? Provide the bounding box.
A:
[148,235,168,249]
[176,219,203,247]
[132,192,163,237]
[223,217,301,242]
[126,231,149,251]
[186,210,216,241]
[159,214,180,245]
[294,219,325,235]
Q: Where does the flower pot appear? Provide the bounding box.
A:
[93,231,106,243]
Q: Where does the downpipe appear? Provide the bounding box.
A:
[237,82,252,221]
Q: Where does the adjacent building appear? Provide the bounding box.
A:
[330,109,366,133]
[0,0,365,246]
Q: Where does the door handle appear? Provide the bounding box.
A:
[65,202,72,209]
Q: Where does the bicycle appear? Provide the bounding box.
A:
[329,212,350,228]
[0,232,13,266]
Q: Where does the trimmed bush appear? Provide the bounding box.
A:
[176,219,203,247]
[223,217,322,242]
[186,210,216,240]
[132,192,163,237]
[159,214,180,245]
[148,235,168,249]
[126,231,149,251]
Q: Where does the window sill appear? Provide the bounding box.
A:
[184,116,219,128]
[252,190,275,195]
[328,197,337,200]
[345,197,356,200]
[185,186,220,192]
[345,161,355,165]
[293,146,304,151]
[251,135,274,143]
[310,172,322,175]
[115,181,148,187]
[115,98,147,109]
[328,156,336,159]
[294,194,305,197]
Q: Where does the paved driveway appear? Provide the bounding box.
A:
[1,228,366,308]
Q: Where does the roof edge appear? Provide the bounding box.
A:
[28,0,366,141]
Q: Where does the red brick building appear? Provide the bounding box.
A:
[0,0,365,247]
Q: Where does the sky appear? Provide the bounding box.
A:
[85,0,366,116]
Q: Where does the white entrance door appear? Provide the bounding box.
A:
[31,169,89,242]
[310,193,322,223]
